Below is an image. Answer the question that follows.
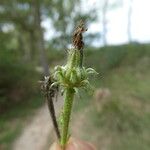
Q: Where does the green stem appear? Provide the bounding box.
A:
[60,88,75,148]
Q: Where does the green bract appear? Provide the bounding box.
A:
[53,48,97,89]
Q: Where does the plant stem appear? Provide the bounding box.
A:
[60,88,75,148]
[46,94,61,140]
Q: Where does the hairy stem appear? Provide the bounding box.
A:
[60,88,75,148]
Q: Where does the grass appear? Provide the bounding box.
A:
[0,96,43,150]
[72,44,150,150]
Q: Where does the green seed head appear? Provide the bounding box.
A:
[53,48,97,89]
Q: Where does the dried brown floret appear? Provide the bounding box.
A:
[72,20,87,67]
[72,20,87,50]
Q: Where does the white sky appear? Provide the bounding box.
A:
[43,0,150,46]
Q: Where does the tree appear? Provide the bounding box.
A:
[32,0,49,75]
[48,0,97,49]
[127,0,133,42]
[99,0,122,46]
[0,0,49,75]
[0,0,97,74]
[102,0,109,46]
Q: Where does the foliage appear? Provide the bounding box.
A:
[73,43,150,150]
[85,44,150,74]
[0,51,43,150]
[0,50,39,112]
[0,0,97,62]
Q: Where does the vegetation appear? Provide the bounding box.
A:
[73,43,150,150]
[0,43,150,150]
[1,1,148,150]
[0,50,43,150]
[0,0,96,75]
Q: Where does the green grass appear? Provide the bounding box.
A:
[72,44,150,150]
[0,96,43,150]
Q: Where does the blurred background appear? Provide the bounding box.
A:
[0,0,150,150]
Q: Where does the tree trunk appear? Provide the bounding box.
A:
[102,0,109,46]
[127,0,133,42]
[33,0,49,76]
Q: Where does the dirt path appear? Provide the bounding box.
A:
[12,99,63,150]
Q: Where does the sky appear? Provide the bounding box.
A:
[43,0,150,46]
